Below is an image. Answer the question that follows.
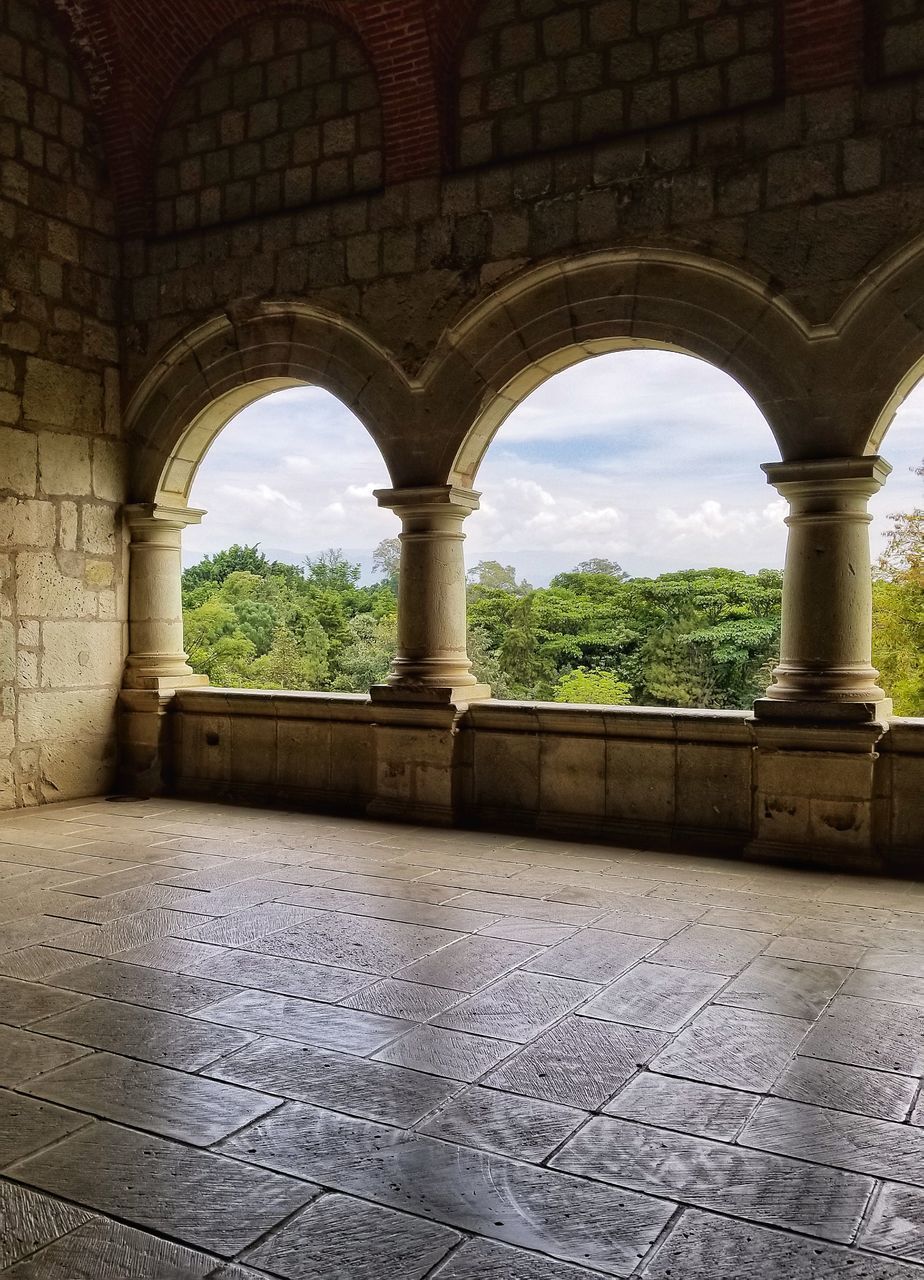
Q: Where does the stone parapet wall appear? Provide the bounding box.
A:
[0,0,124,808]
[151,690,923,873]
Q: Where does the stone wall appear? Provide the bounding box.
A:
[153,13,383,236]
[877,0,924,80]
[0,0,124,808]
[456,0,779,168]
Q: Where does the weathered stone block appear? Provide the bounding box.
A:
[38,431,91,495]
[41,619,124,689]
[0,424,36,493]
[0,497,56,547]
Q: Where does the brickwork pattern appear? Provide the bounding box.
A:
[456,0,780,167]
[878,0,924,80]
[0,0,124,809]
[153,13,383,236]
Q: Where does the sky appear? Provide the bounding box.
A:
[184,350,924,586]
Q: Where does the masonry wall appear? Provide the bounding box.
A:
[0,0,125,807]
[153,13,383,236]
[456,0,780,167]
[123,11,924,388]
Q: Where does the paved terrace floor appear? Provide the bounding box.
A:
[0,798,923,1277]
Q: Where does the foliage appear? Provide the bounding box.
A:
[873,458,924,716]
[554,668,632,704]
[181,550,786,710]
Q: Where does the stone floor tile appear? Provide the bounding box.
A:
[861,1184,924,1264]
[773,1055,918,1122]
[37,997,254,1070]
[170,903,314,948]
[0,976,88,1028]
[163,859,291,891]
[207,1037,459,1125]
[801,995,924,1075]
[0,1181,93,1270]
[55,865,174,897]
[49,957,240,1014]
[165,880,284,916]
[215,1098,410,1176]
[279,1128,674,1275]
[316,871,455,902]
[0,1088,91,1167]
[553,1114,873,1242]
[0,946,85,982]
[245,1192,459,1279]
[476,917,579,945]
[741,1096,924,1185]
[434,971,600,1043]
[0,915,85,953]
[446,891,601,926]
[198,947,372,1002]
[523,929,656,983]
[248,908,463,974]
[26,1050,280,1145]
[115,935,228,974]
[50,909,210,959]
[649,1003,810,1092]
[279,886,501,933]
[195,989,413,1053]
[43,884,199,923]
[1,1218,219,1279]
[843,968,924,1007]
[641,1207,924,1279]
[9,1121,315,1255]
[789,918,924,953]
[578,962,726,1032]
[859,951,924,980]
[485,1015,667,1109]
[0,1025,90,1087]
[374,1024,517,1081]
[716,955,849,1019]
[593,905,699,939]
[604,1073,760,1140]
[431,1238,631,1279]
[419,1084,584,1161]
[699,905,797,933]
[396,934,541,991]
[650,923,774,975]
[0,889,101,926]
[765,935,868,966]
[341,977,462,1020]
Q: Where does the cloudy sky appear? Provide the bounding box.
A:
[184,350,924,585]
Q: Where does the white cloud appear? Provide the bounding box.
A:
[183,356,924,583]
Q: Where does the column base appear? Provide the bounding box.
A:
[371,683,492,708]
[118,689,178,797]
[123,672,210,692]
[754,697,892,725]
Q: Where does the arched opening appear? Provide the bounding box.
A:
[178,385,398,693]
[869,378,924,717]
[461,348,784,709]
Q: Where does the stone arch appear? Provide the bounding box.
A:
[151,7,383,236]
[828,232,924,456]
[454,0,781,169]
[125,302,415,505]
[419,250,817,487]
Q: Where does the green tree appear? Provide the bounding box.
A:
[572,558,629,580]
[554,668,632,705]
[468,560,532,594]
[331,613,397,691]
[250,621,329,691]
[373,537,401,591]
[873,457,924,715]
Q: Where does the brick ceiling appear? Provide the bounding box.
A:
[50,0,865,233]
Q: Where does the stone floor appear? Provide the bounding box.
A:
[0,799,923,1278]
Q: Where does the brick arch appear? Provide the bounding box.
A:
[125,302,417,505]
[419,250,822,487]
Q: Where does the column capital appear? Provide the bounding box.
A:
[373,485,481,518]
[762,456,891,497]
[124,502,207,534]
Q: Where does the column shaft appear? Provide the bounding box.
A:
[756,457,892,721]
[123,503,208,691]
[374,485,489,702]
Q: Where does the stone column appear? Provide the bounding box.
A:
[755,456,892,722]
[123,502,208,691]
[373,485,490,704]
